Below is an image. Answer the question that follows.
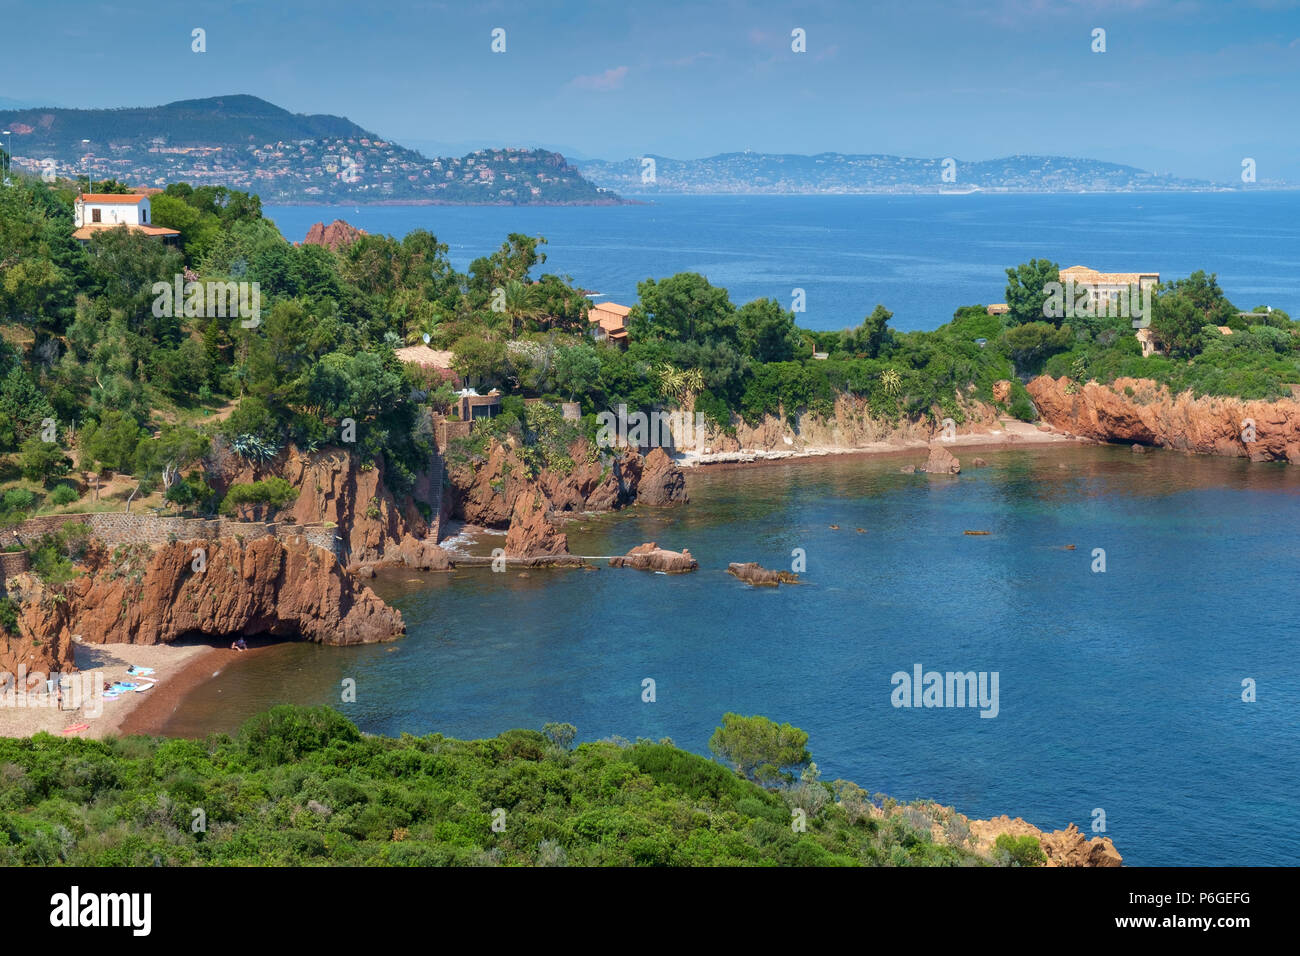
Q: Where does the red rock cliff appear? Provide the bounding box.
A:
[9,536,403,673]
[447,438,687,529]
[1028,375,1300,462]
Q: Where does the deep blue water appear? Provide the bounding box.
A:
[164,446,1300,866]
[265,192,1300,331]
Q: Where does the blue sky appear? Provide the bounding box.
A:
[2,0,1298,181]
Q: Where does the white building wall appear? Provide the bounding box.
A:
[76,198,148,227]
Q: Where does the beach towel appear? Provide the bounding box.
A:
[126,666,155,676]
[61,723,90,735]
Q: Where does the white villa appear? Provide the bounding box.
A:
[72,193,180,243]
[1057,265,1160,313]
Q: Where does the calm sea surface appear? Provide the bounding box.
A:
[166,195,1300,865]
[163,445,1300,866]
[265,192,1300,330]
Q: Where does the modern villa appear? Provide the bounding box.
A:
[588,301,630,347]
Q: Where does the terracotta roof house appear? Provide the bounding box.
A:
[393,345,460,385]
[1058,265,1159,314]
[588,301,631,347]
[72,193,179,243]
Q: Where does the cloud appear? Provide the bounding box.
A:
[569,66,629,91]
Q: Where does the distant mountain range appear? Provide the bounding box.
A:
[574,152,1275,194]
[0,95,621,205]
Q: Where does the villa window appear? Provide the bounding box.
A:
[91,208,101,223]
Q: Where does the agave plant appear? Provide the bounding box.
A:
[231,434,280,467]
[656,363,685,400]
[880,368,902,397]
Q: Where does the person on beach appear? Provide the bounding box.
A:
[231,638,248,652]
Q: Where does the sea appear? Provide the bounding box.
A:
[160,194,1300,866]
[263,191,1300,330]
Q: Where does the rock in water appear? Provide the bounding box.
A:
[504,489,569,557]
[921,445,961,474]
[609,542,697,572]
[727,562,798,587]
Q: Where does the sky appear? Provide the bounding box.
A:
[2,0,1298,181]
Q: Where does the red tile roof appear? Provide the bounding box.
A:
[77,193,148,204]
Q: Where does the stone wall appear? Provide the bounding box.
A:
[0,550,30,579]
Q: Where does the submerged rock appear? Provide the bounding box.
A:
[727,562,798,587]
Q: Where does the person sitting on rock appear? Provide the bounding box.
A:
[231,638,248,652]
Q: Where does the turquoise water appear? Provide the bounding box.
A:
[264,192,1300,331]
[163,445,1300,866]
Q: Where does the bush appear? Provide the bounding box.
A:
[994,833,1046,867]
[18,438,71,485]
[49,484,79,507]
[218,477,298,516]
[2,487,37,513]
[0,596,18,635]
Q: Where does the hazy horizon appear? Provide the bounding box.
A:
[1,0,1296,183]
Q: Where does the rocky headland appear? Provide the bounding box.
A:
[1028,375,1300,462]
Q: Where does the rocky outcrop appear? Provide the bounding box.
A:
[1028,375,1300,463]
[217,446,442,571]
[447,437,686,528]
[302,219,366,251]
[966,815,1123,867]
[504,489,568,557]
[2,586,74,677]
[609,543,697,573]
[10,536,402,670]
[619,447,688,505]
[992,380,1013,405]
[920,445,961,474]
[392,534,454,570]
[727,562,797,586]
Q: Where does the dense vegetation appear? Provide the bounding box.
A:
[0,706,1028,867]
[1,168,1295,535]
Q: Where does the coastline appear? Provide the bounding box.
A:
[0,642,221,740]
[676,419,1083,469]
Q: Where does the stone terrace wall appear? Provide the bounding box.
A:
[0,550,30,578]
[7,513,342,560]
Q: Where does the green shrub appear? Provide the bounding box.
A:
[218,477,298,516]
[994,833,1047,867]
[2,487,37,513]
[0,596,19,634]
[49,484,79,507]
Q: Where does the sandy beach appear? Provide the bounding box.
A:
[0,641,240,740]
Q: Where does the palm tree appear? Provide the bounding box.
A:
[405,312,444,346]
[502,279,546,337]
